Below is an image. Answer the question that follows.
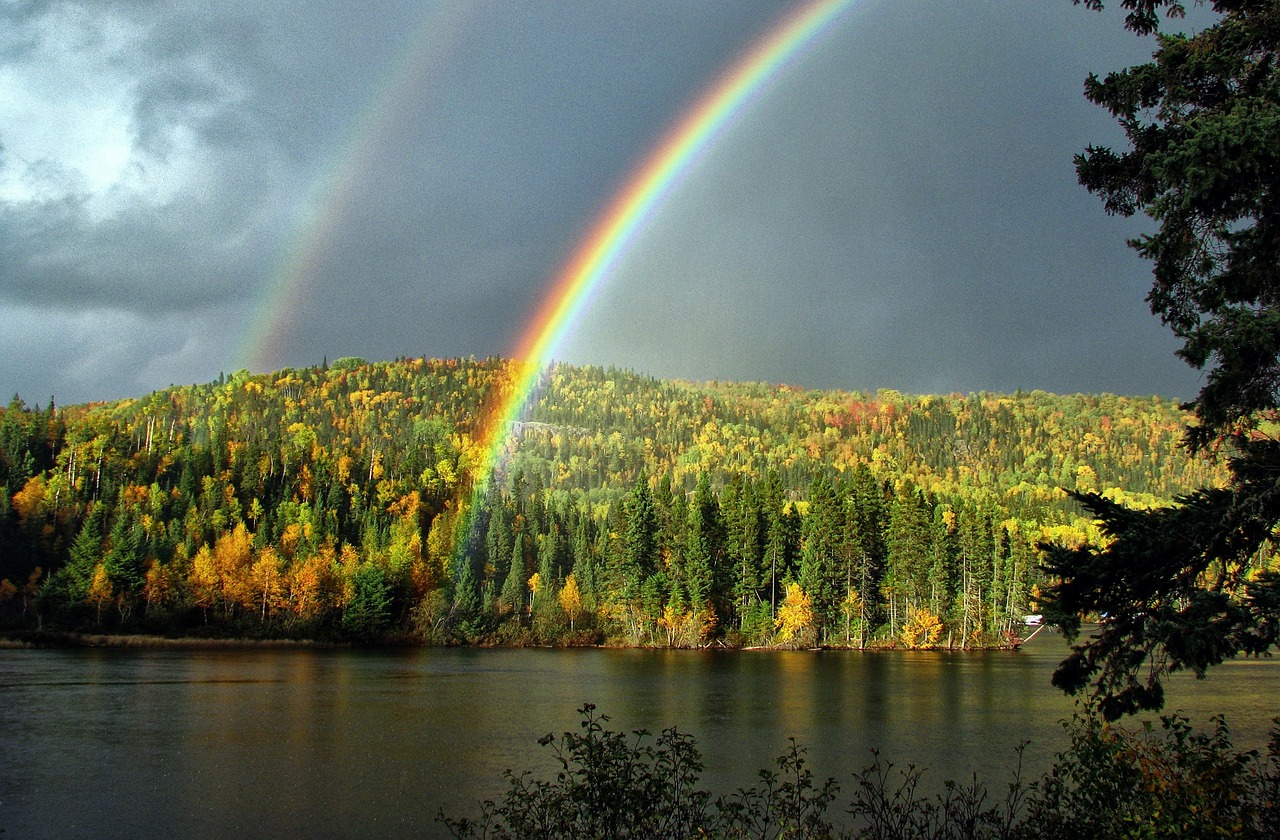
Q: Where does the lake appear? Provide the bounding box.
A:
[1,631,1275,839]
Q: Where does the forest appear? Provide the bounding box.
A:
[0,356,1232,648]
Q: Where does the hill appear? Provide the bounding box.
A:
[0,357,1227,646]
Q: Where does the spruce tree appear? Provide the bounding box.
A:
[1048,0,1280,716]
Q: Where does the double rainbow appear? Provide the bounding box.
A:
[236,0,864,557]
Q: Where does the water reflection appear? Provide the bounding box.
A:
[0,639,1274,840]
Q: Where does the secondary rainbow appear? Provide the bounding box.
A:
[236,1,476,374]
[463,0,860,519]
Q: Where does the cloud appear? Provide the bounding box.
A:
[0,0,1210,405]
[0,0,296,317]
[556,0,1204,399]
[0,301,238,404]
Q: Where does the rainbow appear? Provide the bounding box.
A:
[237,1,478,374]
[459,0,861,548]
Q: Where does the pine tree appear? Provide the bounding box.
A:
[500,523,526,617]
[103,512,145,620]
[885,485,933,628]
[725,476,764,630]
[1048,0,1280,717]
[761,471,798,622]
[622,475,657,598]
[799,474,843,643]
[342,563,393,642]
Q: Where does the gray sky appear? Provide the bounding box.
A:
[0,0,1207,407]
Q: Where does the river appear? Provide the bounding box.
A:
[1,631,1275,839]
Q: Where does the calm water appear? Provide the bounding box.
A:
[1,632,1275,839]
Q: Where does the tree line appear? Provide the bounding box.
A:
[0,356,1228,646]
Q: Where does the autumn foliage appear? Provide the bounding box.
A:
[0,358,1232,645]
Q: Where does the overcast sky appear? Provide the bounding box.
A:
[0,0,1208,407]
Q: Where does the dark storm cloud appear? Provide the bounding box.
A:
[272,1,794,374]
[0,0,1207,405]
[558,0,1202,399]
[0,0,288,308]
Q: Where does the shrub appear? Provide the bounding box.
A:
[439,704,712,839]
[441,704,1280,839]
[1026,711,1280,839]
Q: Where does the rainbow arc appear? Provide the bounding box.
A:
[458,0,861,555]
[232,0,866,561]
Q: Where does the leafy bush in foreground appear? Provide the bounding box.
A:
[440,704,1279,839]
[1026,712,1280,840]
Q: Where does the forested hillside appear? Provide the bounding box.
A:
[0,357,1227,647]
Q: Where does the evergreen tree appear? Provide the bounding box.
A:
[761,472,799,621]
[884,486,933,627]
[570,513,598,606]
[847,466,888,633]
[103,512,145,618]
[928,507,959,622]
[622,475,657,597]
[684,500,714,608]
[1049,0,1280,716]
[452,554,485,641]
[691,473,725,605]
[41,501,105,620]
[725,476,764,629]
[501,530,527,617]
[342,563,393,642]
[799,474,843,643]
[487,501,512,606]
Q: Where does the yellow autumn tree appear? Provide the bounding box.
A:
[335,543,361,610]
[558,573,583,631]
[657,604,718,648]
[289,543,337,620]
[900,607,944,649]
[425,508,456,588]
[11,475,46,527]
[191,544,219,619]
[528,572,543,609]
[213,523,254,615]
[775,582,815,648]
[143,558,179,615]
[841,587,863,646]
[658,604,682,646]
[87,564,112,623]
[249,546,286,621]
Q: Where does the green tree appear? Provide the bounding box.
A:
[626,479,654,568]
[798,474,842,643]
[683,503,714,608]
[500,531,527,617]
[342,563,393,642]
[452,554,486,641]
[762,480,799,622]
[103,512,145,620]
[847,465,887,633]
[884,486,933,634]
[690,473,725,604]
[621,475,657,599]
[1046,0,1280,718]
[42,501,105,618]
[724,477,764,631]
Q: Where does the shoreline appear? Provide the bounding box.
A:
[0,631,347,650]
[0,629,1029,652]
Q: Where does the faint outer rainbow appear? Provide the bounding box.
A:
[460,0,859,537]
[236,1,475,375]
